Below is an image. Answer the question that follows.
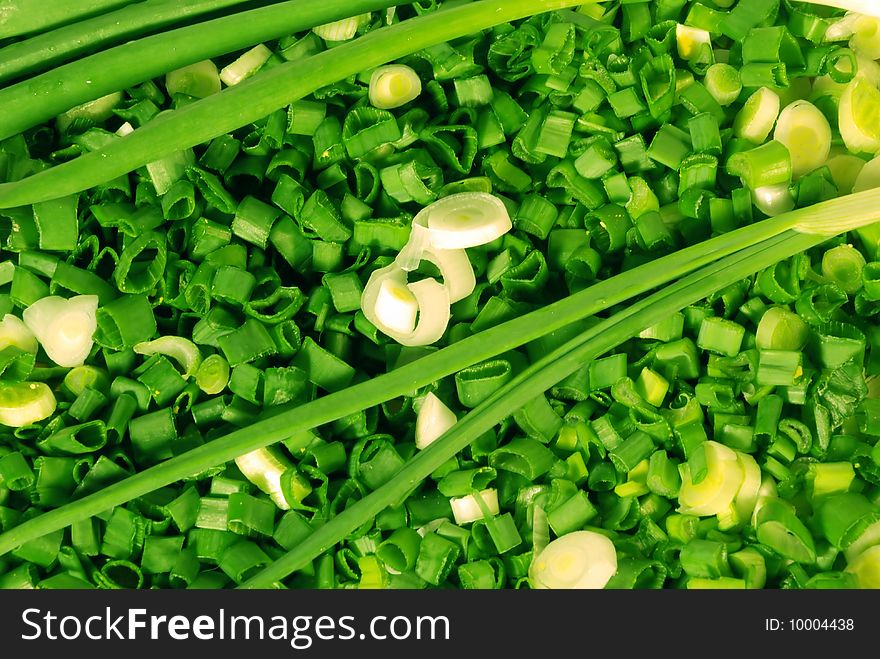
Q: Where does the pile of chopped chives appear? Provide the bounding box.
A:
[1,0,880,591]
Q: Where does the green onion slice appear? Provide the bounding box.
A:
[678,441,745,517]
[0,315,38,354]
[773,100,832,178]
[133,336,203,379]
[313,13,371,41]
[369,64,422,110]
[403,192,513,253]
[415,392,457,450]
[0,382,57,428]
[361,264,451,347]
[450,488,498,525]
[839,76,880,154]
[22,295,98,368]
[234,447,294,510]
[529,530,617,589]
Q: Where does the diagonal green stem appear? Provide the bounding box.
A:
[0,0,270,84]
[0,0,588,206]
[240,230,825,588]
[0,0,136,39]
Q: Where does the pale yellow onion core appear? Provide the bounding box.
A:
[369,65,422,110]
[851,15,880,59]
[838,76,880,154]
[450,488,499,525]
[530,531,618,589]
[219,44,272,86]
[0,381,57,428]
[415,392,457,450]
[773,100,832,177]
[374,277,419,335]
[0,314,37,353]
[675,23,711,61]
[678,440,745,517]
[235,447,293,510]
[361,264,451,347]
[22,295,98,368]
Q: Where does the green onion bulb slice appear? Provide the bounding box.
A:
[313,13,371,41]
[235,447,294,510]
[773,100,832,178]
[752,184,795,217]
[0,314,38,353]
[750,475,779,527]
[756,306,810,350]
[826,152,867,194]
[134,336,203,379]
[732,452,762,524]
[195,354,230,395]
[678,441,745,517]
[361,263,451,347]
[806,1,880,20]
[838,76,880,154]
[411,192,513,251]
[852,153,880,192]
[846,545,880,588]
[676,24,712,63]
[369,64,422,110]
[529,530,618,589]
[734,87,781,144]
[219,44,272,87]
[395,239,476,304]
[450,488,499,525]
[825,11,860,41]
[851,15,880,58]
[165,60,221,99]
[415,392,457,450]
[0,381,57,428]
[22,295,98,368]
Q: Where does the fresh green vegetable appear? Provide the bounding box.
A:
[2,0,880,593]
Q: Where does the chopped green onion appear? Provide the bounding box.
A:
[313,13,370,41]
[415,393,457,450]
[733,87,781,144]
[450,488,499,525]
[0,382,57,428]
[369,65,422,110]
[23,295,98,368]
[773,100,832,178]
[529,530,617,589]
[219,44,272,87]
